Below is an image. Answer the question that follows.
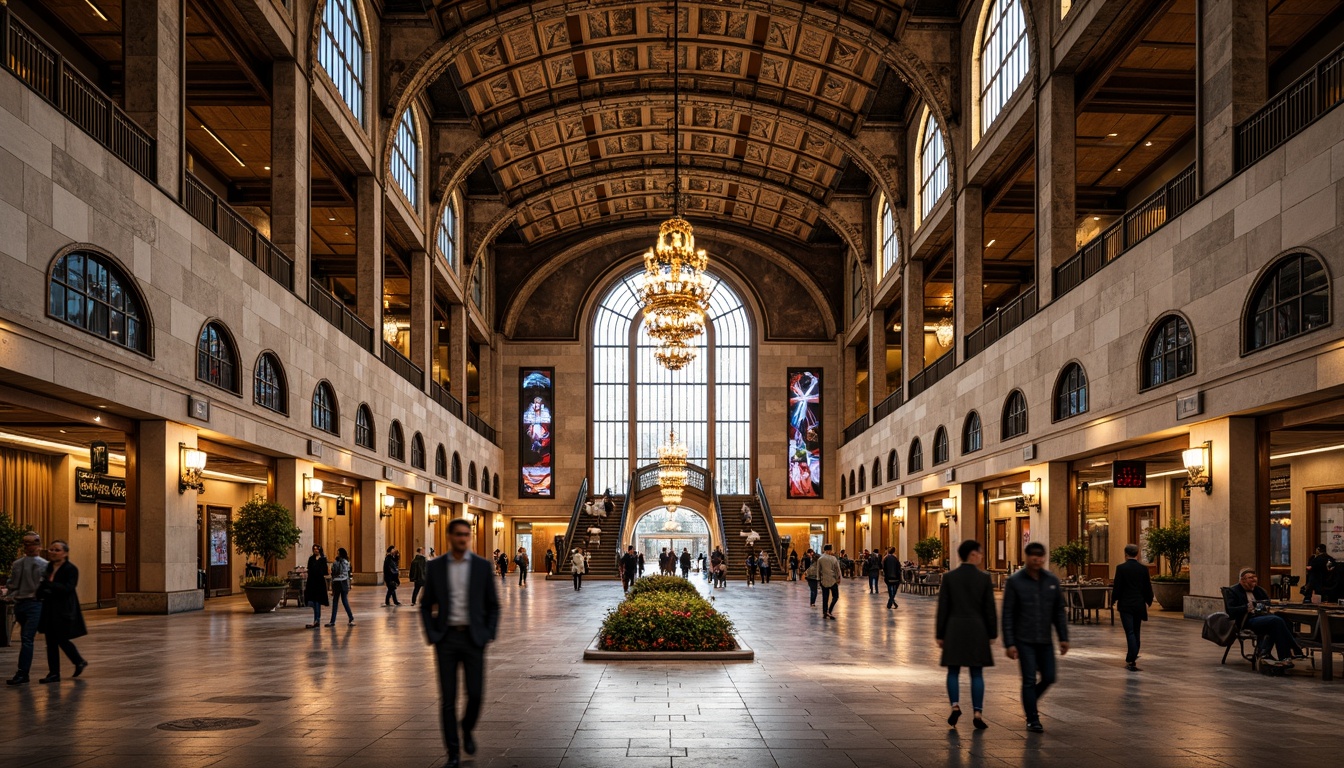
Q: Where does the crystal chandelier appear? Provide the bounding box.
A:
[935,315,954,348]
[661,508,683,532]
[657,430,688,513]
[636,0,711,371]
[382,300,399,344]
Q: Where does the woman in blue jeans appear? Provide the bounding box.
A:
[327,548,355,626]
[935,540,997,730]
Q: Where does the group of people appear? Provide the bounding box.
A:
[4,532,87,685]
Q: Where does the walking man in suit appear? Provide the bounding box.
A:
[1112,543,1154,671]
[421,519,500,768]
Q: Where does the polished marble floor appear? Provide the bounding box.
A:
[1,572,1340,768]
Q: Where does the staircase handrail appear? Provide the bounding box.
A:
[557,477,590,571]
[755,478,786,565]
[711,473,729,558]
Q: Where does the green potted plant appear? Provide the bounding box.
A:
[0,511,25,580]
[230,496,303,613]
[914,536,943,567]
[1049,539,1090,577]
[1144,519,1191,611]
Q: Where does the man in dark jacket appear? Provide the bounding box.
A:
[1002,542,1069,733]
[620,546,639,594]
[866,550,882,594]
[410,547,428,606]
[1225,568,1303,662]
[679,548,692,579]
[881,547,902,609]
[1111,543,1153,671]
[383,546,402,606]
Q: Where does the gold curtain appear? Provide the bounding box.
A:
[0,447,57,537]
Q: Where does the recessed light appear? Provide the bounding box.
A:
[94,416,101,422]
[98,405,107,409]
[264,165,271,170]
[59,429,67,434]
[1093,216,1100,221]
[985,239,996,247]
[1144,141,1153,147]
[1107,133,1118,137]
[328,217,336,221]
[1115,167,1122,172]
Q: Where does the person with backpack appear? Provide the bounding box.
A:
[1002,542,1069,733]
[327,548,355,626]
[745,551,758,587]
[789,549,800,581]
[866,550,882,594]
[882,547,902,610]
[514,547,529,587]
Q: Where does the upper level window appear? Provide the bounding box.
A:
[979,0,1029,135]
[318,0,365,126]
[435,445,447,478]
[932,426,950,465]
[1002,390,1027,439]
[879,195,900,280]
[437,198,458,269]
[848,470,856,496]
[253,352,287,414]
[468,461,478,490]
[872,458,882,487]
[493,473,500,498]
[482,468,491,496]
[410,432,426,470]
[962,411,982,454]
[355,403,374,449]
[1143,315,1194,390]
[917,107,949,225]
[1246,253,1330,352]
[887,449,899,480]
[196,322,239,394]
[452,452,463,484]
[858,466,866,492]
[1054,363,1089,421]
[391,107,419,210]
[388,420,405,462]
[312,381,339,435]
[840,471,847,499]
[49,251,149,354]
[908,438,923,474]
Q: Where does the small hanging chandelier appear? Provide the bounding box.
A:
[658,429,688,513]
[935,315,954,348]
[382,299,399,345]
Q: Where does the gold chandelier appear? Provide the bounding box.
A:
[637,0,711,371]
[657,430,688,513]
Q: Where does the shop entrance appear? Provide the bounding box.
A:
[1130,505,1159,575]
[204,505,232,594]
[98,504,127,606]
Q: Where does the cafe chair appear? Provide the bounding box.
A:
[1297,612,1344,673]
[1216,587,1260,670]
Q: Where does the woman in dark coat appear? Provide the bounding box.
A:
[383,546,402,606]
[304,544,330,628]
[36,539,87,683]
[935,540,997,730]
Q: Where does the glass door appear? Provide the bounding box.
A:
[1130,505,1159,575]
[516,532,533,572]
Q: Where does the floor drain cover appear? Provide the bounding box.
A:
[527,674,577,680]
[157,717,261,732]
[205,695,291,704]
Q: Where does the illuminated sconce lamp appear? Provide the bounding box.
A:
[381,493,396,518]
[894,510,905,528]
[836,517,846,534]
[859,512,871,532]
[942,496,958,523]
[178,443,206,494]
[1016,479,1041,513]
[1182,441,1213,495]
[303,475,324,512]
[493,516,504,537]
[429,504,441,525]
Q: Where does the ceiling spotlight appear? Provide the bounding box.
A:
[985,239,996,247]
[263,165,271,170]
[1144,141,1153,147]
[328,216,336,221]
[1115,167,1123,172]
[1107,133,1118,137]
[1093,216,1100,221]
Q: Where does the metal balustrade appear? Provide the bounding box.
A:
[381,342,424,389]
[964,286,1038,360]
[466,410,499,445]
[184,172,294,290]
[1237,42,1344,170]
[907,350,956,400]
[842,413,871,445]
[430,382,464,419]
[308,280,374,351]
[873,386,903,424]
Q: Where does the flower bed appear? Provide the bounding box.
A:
[626,574,701,599]
[598,589,737,653]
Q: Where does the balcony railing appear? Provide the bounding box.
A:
[466,409,499,445]
[842,413,870,445]
[907,350,957,400]
[965,286,1038,360]
[2,8,155,181]
[308,280,373,351]
[1054,164,1196,299]
[1238,42,1344,170]
[184,172,294,291]
[381,342,424,389]
[873,386,903,424]
[430,381,464,420]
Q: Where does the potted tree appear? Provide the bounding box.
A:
[0,512,25,643]
[1144,519,1190,611]
[1049,539,1090,579]
[230,496,303,613]
[914,536,943,568]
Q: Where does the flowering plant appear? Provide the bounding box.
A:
[626,574,701,598]
[599,591,737,652]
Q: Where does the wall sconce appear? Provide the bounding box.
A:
[942,497,958,523]
[836,517,846,534]
[895,511,905,527]
[859,512,871,532]
[493,516,504,536]
[303,475,324,512]
[178,443,206,494]
[462,509,476,525]
[1016,479,1041,513]
[1182,441,1213,495]
[380,493,395,518]
[428,504,441,525]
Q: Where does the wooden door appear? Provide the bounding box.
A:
[1130,505,1159,575]
[993,519,1008,570]
[939,522,950,568]
[97,505,127,606]
[313,514,324,552]
[206,506,232,593]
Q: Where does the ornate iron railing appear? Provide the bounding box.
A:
[430,381,464,419]
[381,342,424,389]
[466,410,498,445]
[1237,42,1344,169]
[964,286,1038,360]
[873,386,903,424]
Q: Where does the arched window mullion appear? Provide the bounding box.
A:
[318,0,366,126]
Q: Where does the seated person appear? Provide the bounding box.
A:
[1225,567,1305,662]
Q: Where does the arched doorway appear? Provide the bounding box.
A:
[633,507,711,568]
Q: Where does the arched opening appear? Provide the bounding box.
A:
[632,506,712,567]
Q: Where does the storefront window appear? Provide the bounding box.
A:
[1080,483,1109,568]
[1270,505,1291,568]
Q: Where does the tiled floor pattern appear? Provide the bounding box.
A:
[2,573,1340,768]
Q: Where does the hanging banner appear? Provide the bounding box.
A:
[520,368,554,497]
[787,369,822,498]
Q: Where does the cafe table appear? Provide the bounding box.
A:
[1272,603,1344,681]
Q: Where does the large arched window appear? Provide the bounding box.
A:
[932,426,950,465]
[1142,315,1194,390]
[49,250,150,354]
[196,321,239,394]
[1054,363,1089,421]
[410,432,426,470]
[435,444,447,478]
[1002,390,1028,439]
[1245,253,1330,352]
[318,0,365,125]
[962,411,983,454]
[355,404,374,449]
[388,420,405,461]
[979,0,1029,134]
[917,106,949,225]
[887,449,899,481]
[591,271,752,494]
[908,438,923,474]
[437,197,458,270]
[253,352,287,414]
[391,107,419,210]
[312,381,339,435]
[878,195,900,280]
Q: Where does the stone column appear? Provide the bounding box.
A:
[955,186,984,363]
[1036,461,1070,552]
[448,304,470,402]
[902,257,926,383]
[122,0,183,195]
[841,340,858,426]
[271,59,310,290]
[478,338,496,428]
[1035,74,1076,305]
[1187,417,1258,615]
[357,479,387,584]
[411,494,431,560]
[118,420,203,614]
[867,307,889,409]
[409,248,432,378]
[1199,0,1268,191]
[355,175,384,347]
[274,458,314,572]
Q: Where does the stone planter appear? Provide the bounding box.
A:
[242,585,287,614]
[1151,580,1190,612]
[584,633,754,661]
